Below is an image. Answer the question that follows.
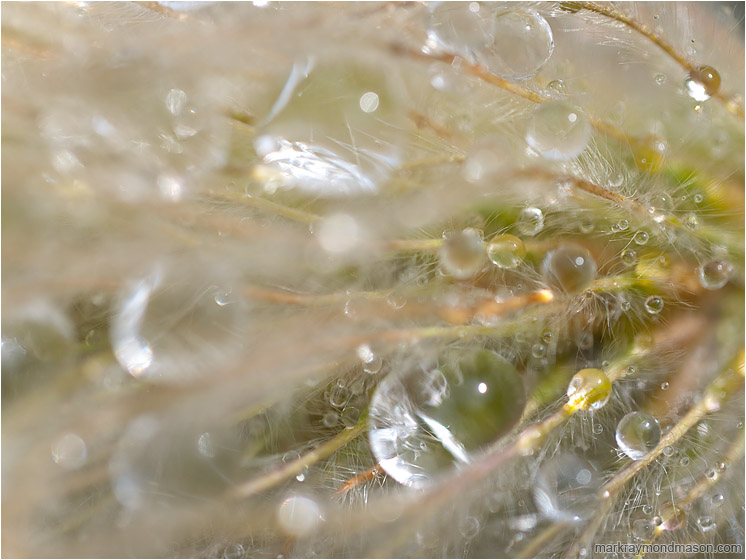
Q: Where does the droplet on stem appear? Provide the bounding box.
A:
[684,65,721,102]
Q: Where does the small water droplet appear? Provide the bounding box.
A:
[694,193,704,204]
[166,88,187,116]
[642,504,654,515]
[622,250,637,266]
[579,218,595,234]
[697,516,716,533]
[566,368,612,410]
[487,234,526,269]
[546,79,567,98]
[526,101,591,160]
[459,516,481,539]
[533,454,601,523]
[541,331,553,344]
[615,412,661,460]
[277,495,322,538]
[329,385,350,409]
[317,213,360,254]
[592,424,603,435]
[439,228,486,279]
[716,461,727,473]
[531,343,546,359]
[680,456,690,466]
[625,365,637,376]
[685,65,721,102]
[712,493,724,508]
[223,543,245,559]
[197,432,216,458]
[341,406,361,428]
[322,411,340,428]
[661,382,670,390]
[616,219,629,231]
[51,433,88,470]
[662,446,674,457]
[516,207,544,237]
[632,518,655,540]
[644,295,664,314]
[698,259,732,290]
[542,243,597,294]
[633,231,649,245]
[654,73,666,85]
[359,91,380,113]
[621,300,631,312]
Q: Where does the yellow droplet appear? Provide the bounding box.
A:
[566,368,612,411]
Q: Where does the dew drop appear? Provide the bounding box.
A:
[531,343,546,359]
[165,88,187,116]
[654,73,666,85]
[222,543,245,559]
[621,300,631,312]
[661,382,669,390]
[680,456,690,466]
[622,250,637,266]
[716,461,727,473]
[316,213,360,254]
[644,295,664,314]
[625,365,637,377]
[439,228,486,279]
[516,207,544,237]
[632,518,655,540]
[712,493,724,508]
[615,412,661,460]
[592,424,603,435]
[579,218,595,234]
[459,516,481,539]
[642,504,654,515]
[276,495,322,538]
[485,9,554,80]
[697,516,716,533]
[633,231,649,245]
[541,331,553,344]
[487,234,526,269]
[657,503,686,531]
[368,349,526,487]
[542,243,597,294]
[685,65,721,102]
[525,101,590,160]
[683,212,699,230]
[197,432,216,458]
[341,406,361,428]
[533,454,601,523]
[616,219,629,231]
[698,259,732,290]
[694,193,704,204]
[566,368,612,411]
[51,433,88,470]
[546,79,567,98]
[329,385,350,409]
[322,411,339,428]
[662,446,674,457]
[359,91,380,113]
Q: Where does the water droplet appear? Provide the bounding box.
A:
[341,406,361,428]
[654,73,666,85]
[51,433,88,470]
[277,495,322,538]
[487,234,526,269]
[516,207,544,237]
[661,382,670,390]
[486,9,554,80]
[620,300,631,312]
[531,343,546,359]
[316,213,360,254]
[615,412,661,460]
[546,79,567,98]
[662,446,674,457]
[542,243,597,294]
[712,493,724,508]
[622,250,637,266]
[616,219,629,231]
[592,424,603,435]
[694,193,704,204]
[633,231,649,245]
[697,516,716,533]
[322,411,340,428]
[685,65,721,102]
[459,516,481,539]
[644,295,664,314]
[359,91,379,113]
[680,456,690,466]
[223,543,245,559]
[632,518,655,540]
[197,432,216,458]
[682,212,699,230]
[165,88,187,116]
[533,454,601,523]
[566,368,612,410]
[526,101,591,160]
[698,259,731,290]
[541,331,553,344]
[368,349,525,487]
[579,218,595,234]
[439,228,486,279]
[609,172,624,188]
[329,385,350,409]
[626,365,637,377]
[657,503,686,531]
[716,461,727,473]
[643,504,654,515]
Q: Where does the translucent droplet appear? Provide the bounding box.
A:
[698,259,731,290]
[359,91,379,113]
[51,433,88,470]
[694,193,704,204]
[459,516,481,539]
[644,295,664,314]
[621,300,631,312]
[439,228,486,279]
[341,406,361,428]
[484,9,554,80]
[329,385,350,408]
[579,218,594,234]
[680,456,690,466]
[531,343,546,359]
[541,331,553,344]
[616,219,629,231]
[542,243,597,294]
[197,432,216,458]
[632,518,655,540]
[662,446,674,457]
[487,234,526,269]
[566,368,612,410]
[625,365,637,377]
[277,495,322,538]
[697,516,716,533]
[657,503,686,531]
[642,504,654,515]
[525,101,591,160]
[654,73,666,85]
[661,381,670,390]
[712,493,724,508]
[222,543,245,559]
[533,454,602,523]
[368,349,526,487]
[516,207,544,237]
[716,461,727,473]
[316,213,360,254]
[622,250,637,266]
[322,411,339,427]
[165,88,187,116]
[633,231,649,245]
[685,65,721,102]
[683,212,699,230]
[615,412,661,460]
[357,344,382,374]
[592,424,603,435]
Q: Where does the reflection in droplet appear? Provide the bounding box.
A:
[516,207,544,237]
[439,228,486,279]
[615,412,661,460]
[542,243,597,294]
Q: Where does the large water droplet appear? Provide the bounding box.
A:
[51,433,88,470]
[368,349,525,487]
[276,495,323,538]
[316,213,360,254]
[525,101,590,160]
[615,412,661,460]
[542,243,597,294]
[487,234,526,269]
[684,65,721,102]
[698,259,731,290]
[644,295,664,314]
[566,368,612,410]
[439,228,486,279]
[533,454,602,523]
[516,207,544,236]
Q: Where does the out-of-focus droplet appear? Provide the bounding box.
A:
[654,73,666,85]
[341,406,361,428]
[643,504,654,515]
[439,228,486,279]
[531,343,546,359]
[197,432,216,458]
[516,207,544,237]
[165,88,187,116]
[484,9,554,80]
[632,518,655,540]
[359,91,380,113]
[712,493,724,508]
[697,516,716,533]
[644,295,664,314]
[525,101,590,160]
[368,349,525,487]
[685,65,721,102]
[662,446,674,457]
[566,368,612,410]
[698,259,731,290]
[615,412,661,460]
[655,503,686,531]
[542,243,597,294]
[487,234,526,269]
[533,454,602,523]
[277,495,323,538]
[694,193,704,204]
[51,433,88,470]
[592,424,603,435]
[322,411,339,427]
[316,213,360,254]
[459,516,481,539]
[222,543,245,559]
